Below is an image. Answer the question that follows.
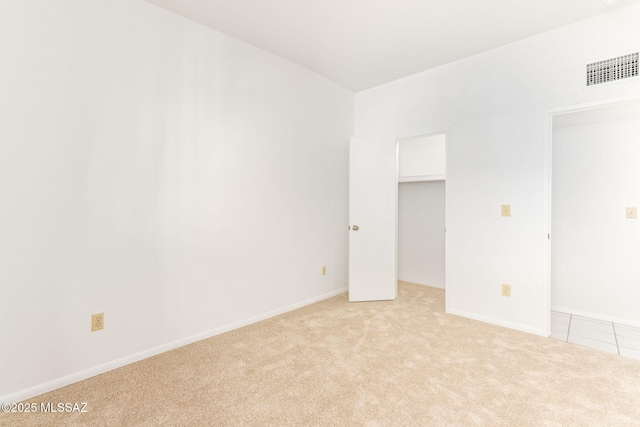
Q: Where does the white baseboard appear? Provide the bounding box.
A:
[447,308,544,337]
[1,287,347,404]
[551,305,640,329]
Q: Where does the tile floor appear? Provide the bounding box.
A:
[551,311,640,361]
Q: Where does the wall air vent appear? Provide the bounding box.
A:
[586,52,638,86]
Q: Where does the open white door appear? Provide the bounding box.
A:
[349,137,397,302]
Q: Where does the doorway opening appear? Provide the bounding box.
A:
[397,132,447,293]
[545,96,640,356]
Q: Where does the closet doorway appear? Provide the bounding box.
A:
[397,133,447,290]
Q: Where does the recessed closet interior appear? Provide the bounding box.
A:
[397,133,446,289]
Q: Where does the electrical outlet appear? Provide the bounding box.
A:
[91,313,104,332]
[321,265,327,276]
[501,284,511,297]
[626,207,637,219]
[501,205,511,217]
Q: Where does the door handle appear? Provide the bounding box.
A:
[351,225,359,231]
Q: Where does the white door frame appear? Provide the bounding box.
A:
[542,94,640,337]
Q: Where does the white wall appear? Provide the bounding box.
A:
[355,3,640,334]
[552,102,640,325]
[0,0,353,401]
[398,182,445,288]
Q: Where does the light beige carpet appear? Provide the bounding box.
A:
[3,282,640,426]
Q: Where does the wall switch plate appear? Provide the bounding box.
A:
[626,207,637,219]
[92,313,104,331]
[321,265,327,276]
[501,205,511,217]
[501,284,511,297]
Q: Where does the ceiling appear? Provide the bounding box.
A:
[145,0,638,92]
